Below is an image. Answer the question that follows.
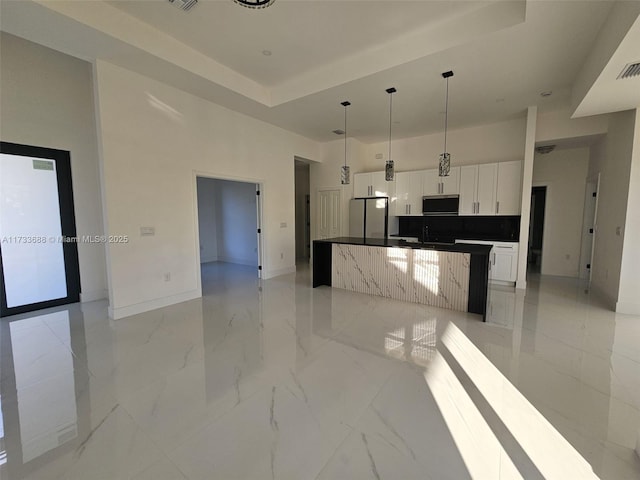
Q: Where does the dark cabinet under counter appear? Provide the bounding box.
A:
[313,237,492,321]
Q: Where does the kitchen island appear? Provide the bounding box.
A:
[313,237,492,321]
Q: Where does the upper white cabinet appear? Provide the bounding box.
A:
[459,164,497,215]
[353,171,394,198]
[357,161,520,216]
[395,171,423,216]
[495,160,522,215]
[423,167,460,196]
[458,161,521,216]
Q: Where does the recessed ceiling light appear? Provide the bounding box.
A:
[262,50,272,56]
[540,91,553,97]
[332,129,345,135]
[496,98,505,103]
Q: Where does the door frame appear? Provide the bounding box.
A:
[530,182,550,275]
[0,142,81,317]
[192,170,264,291]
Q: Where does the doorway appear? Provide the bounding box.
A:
[0,142,80,317]
[528,186,547,274]
[195,176,262,292]
[294,160,310,265]
[579,176,599,283]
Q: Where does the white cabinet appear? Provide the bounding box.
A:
[442,167,460,194]
[455,240,519,283]
[395,171,423,216]
[353,171,394,198]
[423,167,460,196]
[459,164,497,215]
[459,162,521,216]
[491,242,519,282]
[496,160,522,215]
[477,164,498,215]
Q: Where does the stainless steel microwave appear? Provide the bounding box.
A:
[422,195,459,215]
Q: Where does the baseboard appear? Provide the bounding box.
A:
[515,279,526,290]
[263,266,296,279]
[108,288,201,320]
[200,255,218,264]
[615,300,640,315]
[80,289,108,302]
[217,256,257,267]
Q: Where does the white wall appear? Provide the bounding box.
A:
[536,108,609,143]
[196,177,218,263]
[362,117,527,172]
[617,108,640,314]
[588,110,635,307]
[216,179,258,266]
[0,33,107,302]
[94,61,319,319]
[533,147,589,277]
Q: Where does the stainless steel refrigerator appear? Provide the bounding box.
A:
[349,197,389,238]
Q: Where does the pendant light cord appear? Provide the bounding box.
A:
[444,76,449,153]
[388,91,393,161]
[344,104,347,167]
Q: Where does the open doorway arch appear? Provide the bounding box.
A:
[193,172,264,294]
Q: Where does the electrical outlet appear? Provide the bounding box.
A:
[164,272,171,282]
[280,222,287,228]
[565,254,570,260]
[280,252,284,259]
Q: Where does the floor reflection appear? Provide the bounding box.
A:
[0,308,90,479]
[0,263,637,479]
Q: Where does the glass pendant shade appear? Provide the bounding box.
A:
[385,160,394,181]
[341,165,350,185]
[439,153,450,177]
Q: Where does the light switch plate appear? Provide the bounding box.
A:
[140,226,155,236]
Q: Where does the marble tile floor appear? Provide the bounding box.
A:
[0,262,639,479]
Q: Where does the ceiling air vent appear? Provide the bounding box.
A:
[332,129,345,135]
[535,145,555,154]
[617,62,640,79]
[168,0,198,11]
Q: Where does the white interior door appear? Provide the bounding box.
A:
[579,176,599,282]
[317,189,341,239]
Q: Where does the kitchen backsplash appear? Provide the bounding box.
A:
[398,215,520,242]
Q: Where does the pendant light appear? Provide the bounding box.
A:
[439,71,453,177]
[385,87,396,181]
[340,101,351,185]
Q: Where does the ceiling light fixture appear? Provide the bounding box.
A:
[439,71,454,177]
[535,145,556,154]
[385,87,396,182]
[540,90,552,97]
[233,0,275,9]
[340,101,351,185]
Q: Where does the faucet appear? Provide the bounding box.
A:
[422,225,429,243]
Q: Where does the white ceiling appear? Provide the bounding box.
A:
[1,0,636,144]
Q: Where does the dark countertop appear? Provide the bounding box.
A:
[314,237,493,255]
